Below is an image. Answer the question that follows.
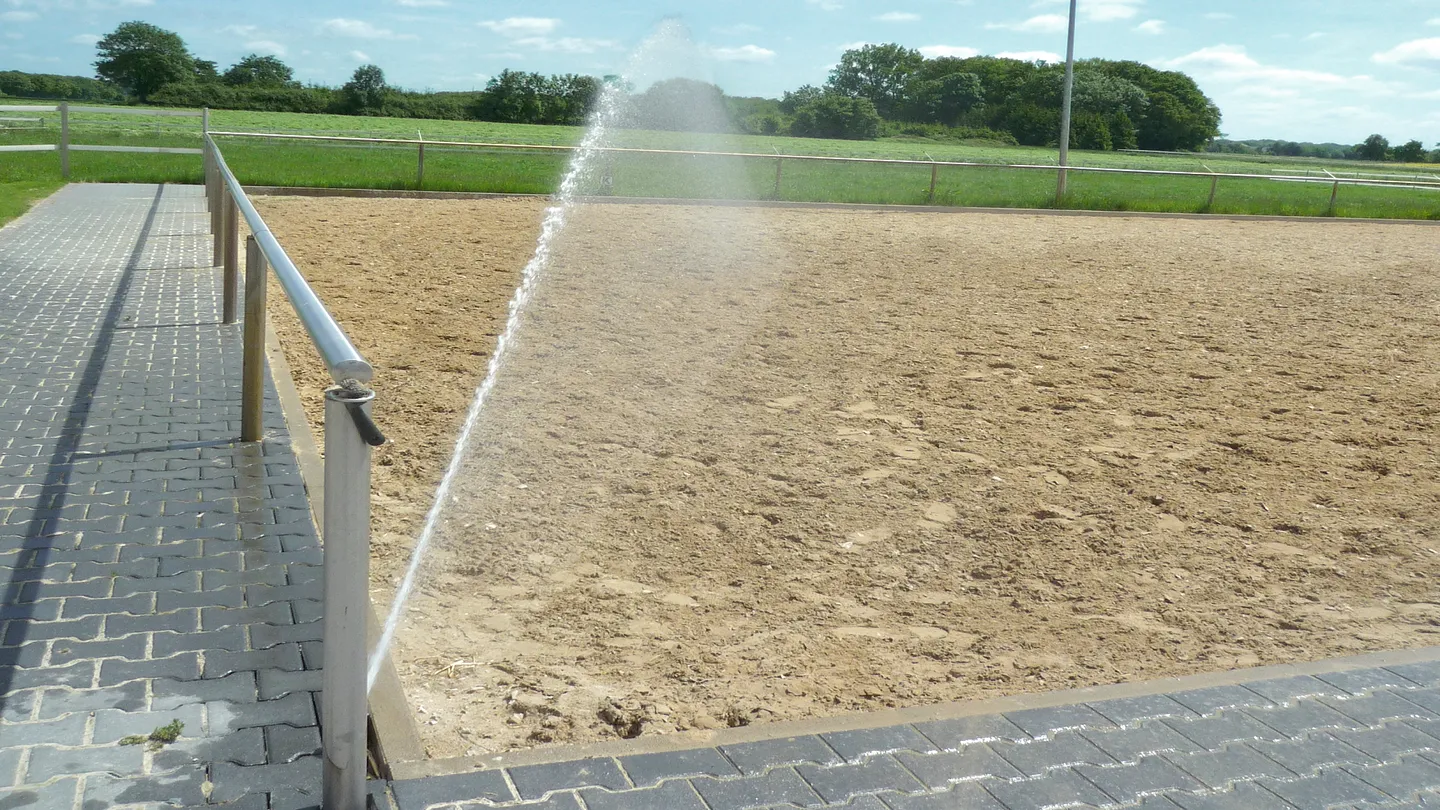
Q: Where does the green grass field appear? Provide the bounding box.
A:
[0,180,64,228]
[2,101,1438,219]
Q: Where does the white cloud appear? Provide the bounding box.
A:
[0,10,38,20]
[1035,0,1143,22]
[1374,38,1440,70]
[997,50,1062,62]
[321,18,417,40]
[707,44,776,62]
[479,17,560,37]
[512,36,618,53]
[919,44,980,58]
[875,11,920,22]
[1428,17,1440,26]
[807,0,842,10]
[69,32,99,44]
[1134,19,1164,35]
[247,40,286,57]
[350,50,370,62]
[1168,44,1387,91]
[987,14,1067,33]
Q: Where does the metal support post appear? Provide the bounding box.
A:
[416,140,425,189]
[241,237,268,442]
[1207,175,1218,210]
[322,384,377,810]
[773,157,783,200]
[222,194,240,323]
[1056,0,1077,201]
[59,102,69,180]
[1329,180,1340,215]
[928,163,939,204]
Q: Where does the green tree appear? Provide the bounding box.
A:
[1394,139,1426,163]
[789,93,881,140]
[904,72,984,126]
[826,43,923,119]
[193,59,219,83]
[343,64,387,114]
[93,21,196,102]
[473,69,546,123]
[779,84,824,115]
[627,78,732,133]
[223,54,295,88]
[1357,134,1390,161]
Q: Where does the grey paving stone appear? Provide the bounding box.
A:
[105,607,198,637]
[58,592,153,618]
[895,744,1023,788]
[455,795,581,810]
[210,757,322,803]
[98,652,200,686]
[92,703,205,744]
[0,712,88,746]
[1245,700,1366,738]
[994,730,1116,777]
[1169,781,1297,810]
[1166,743,1295,789]
[1089,694,1202,727]
[0,746,19,789]
[257,666,321,699]
[156,584,244,611]
[878,783,1008,810]
[1333,722,1440,761]
[1323,691,1439,726]
[208,691,316,732]
[2,661,94,692]
[250,619,323,649]
[619,746,739,787]
[722,735,843,775]
[0,688,36,722]
[35,679,147,719]
[1316,668,1424,697]
[117,538,201,562]
[0,776,80,810]
[797,755,924,803]
[203,566,288,590]
[1258,768,1389,809]
[508,757,629,801]
[153,726,267,770]
[985,767,1116,809]
[1006,704,1117,739]
[823,725,940,762]
[1078,754,1205,804]
[265,724,321,764]
[391,769,515,809]
[691,766,824,810]
[1403,689,1440,716]
[4,615,101,645]
[1164,711,1291,749]
[1347,754,1440,803]
[152,625,248,656]
[1253,732,1379,776]
[0,599,61,623]
[27,742,144,781]
[1247,676,1344,705]
[83,766,212,807]
[204,644,304,678]
[1082,720,1207,763]
[1388,663,1440,688]
[110,572,200,596]
[152,670,257,710]
[18,577,111,601]
[582,780,709,810]
[1171,685,1275,716]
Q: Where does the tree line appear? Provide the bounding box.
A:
[5,19,1424,159]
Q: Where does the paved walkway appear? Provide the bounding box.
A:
[0,184,322,809]
[5,184,1440,810]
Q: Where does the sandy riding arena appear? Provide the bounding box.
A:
[256,196,1440,759]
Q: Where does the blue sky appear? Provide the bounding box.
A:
[2,0,1437,143]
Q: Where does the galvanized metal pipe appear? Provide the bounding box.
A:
[1056,0,1078,200]
[322,385,375,810]
[241,236,267,443]
[206,135,373,382]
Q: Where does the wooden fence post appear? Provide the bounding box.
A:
[1328,180,1340,215]
[773,157,783,200]
[1207,175,1218,210]
[59,102,69,180]
[928,163,939,204]
[417,139,425,190]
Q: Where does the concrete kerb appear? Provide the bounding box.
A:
[391,644,1440,781]
[262,320,426,775]
[244,184,1440,227]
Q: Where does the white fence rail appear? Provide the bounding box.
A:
[0,102,205,177]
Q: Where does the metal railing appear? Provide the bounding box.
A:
[207,129,1440,213]
[202,130,381,810]
[0,103,203,177]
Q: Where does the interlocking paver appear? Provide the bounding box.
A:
[508,757,629,800]
[895,744,1022,788]
[994,730,1116,777]
[619,746,740,786]
[797,755,924,803]
[691,766,825,809]
[722,735,844,774]
[582,780,710,810]
[0,185,324,807]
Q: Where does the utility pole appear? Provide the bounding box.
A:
[1056,0,1078,201]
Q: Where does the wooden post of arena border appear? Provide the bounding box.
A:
[1329,180,1340,215]
[773,157,783,200]
[59,102,69,180]
[417,132,425,190]
[928,163,939,204]
[1207,175,1218,210]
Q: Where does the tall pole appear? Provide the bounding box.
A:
[1056,0,1078,201]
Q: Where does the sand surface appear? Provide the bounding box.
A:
[256,196,1440,759]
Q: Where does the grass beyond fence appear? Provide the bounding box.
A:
[2,106,1439,220]
[0,180,64,228]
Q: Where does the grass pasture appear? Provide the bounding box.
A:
[2,102,1439,219]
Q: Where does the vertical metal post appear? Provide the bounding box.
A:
[928,163,939,204]
[222,194,239,323]
[59,102,70,180]
[322,386,374,810]
[1329,180,1340,215]
[1207,175,1218,209]
[1056,0,1078,201]
[241,236,267,442]
[416,139,425,189]
[773,157,783,200]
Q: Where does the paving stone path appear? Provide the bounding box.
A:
[5,184,1440,810]
[0,184,323,809]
